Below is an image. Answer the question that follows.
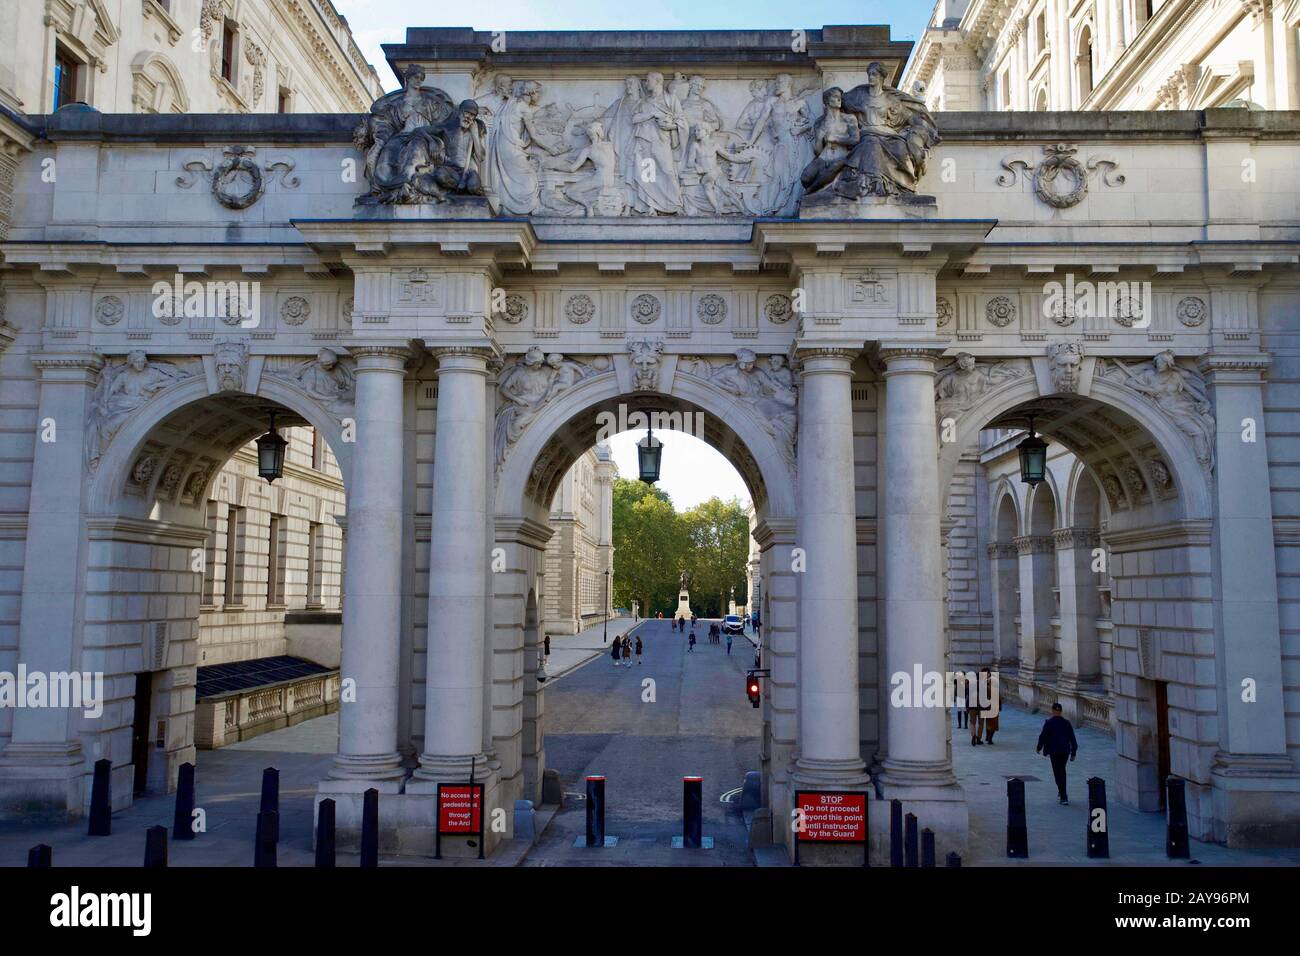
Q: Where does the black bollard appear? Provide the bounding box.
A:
[1087,777,1110,859]
[259,767,279,818]
[143,825,168,868]
[904,812,919,868]
[172,762,196,841]
[682,776,703,849]
[921,828,936,867]
[945,851,962,868]
[254,810,278,868]
[315,799,336,868]
[360,788,379,867]
[585,775,606,847]
[1007,777,1028,858]
[1166,776,1190,859]
[889,799,903,867]
[88,758,112,836]
[27,844,52,868]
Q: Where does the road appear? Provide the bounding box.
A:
[523,618,762,866]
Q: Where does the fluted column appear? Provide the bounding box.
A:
[792,348,867,787]
[412,347,493,785]
[876,348,960,796]
[324,345,409,790]
[1054,527,1101,690]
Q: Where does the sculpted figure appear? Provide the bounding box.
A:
[494,348,596,469]
[734,78,773,184]
[800,88,861,194]
[602,75,644,190]
[802,62,941,201]
[474,74,514,192]
[935,352,1023,412]
[1111,350,1215,469]
[490,80,564,214]
[289,348,356,414]
[627,338,665,391]
[563,120,630,217]
[682,120,758,216]
[743,74,813,215]
[709,349,797,462]
[679,76,724,161]
[87,351,191,470]
[631,72,689,214]
[543,352,594,401]
[1046,341,1085,393]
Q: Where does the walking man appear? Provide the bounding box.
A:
[635,634,643,665]
[1036,702,1079,805]
[687,631,696,653]
[725,632,733,655]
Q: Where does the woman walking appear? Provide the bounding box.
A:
[621,634,633,667]
[611,637,622,667]
[635,634,643,665]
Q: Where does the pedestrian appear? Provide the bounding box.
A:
[635,634,643,664]
[980,668,999,744]
[544,634,551,660]
[725,632,733,655]
[611,637,621,667]
[1036,702,1078,805]
[954,672,968,730]
[688,631,696,653]
[621,634,632,666]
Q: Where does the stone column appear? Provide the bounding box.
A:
[987,541,1020,668]
[792,348,867,788]
[1054,526,1101,691]
[0,352,101,821]
[1014,532,1057,681]
[322,345,409,791]
[1199,354,1300,844]
[412,347,492,786]
[875,348,965,851]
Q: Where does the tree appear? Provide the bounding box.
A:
[680,497,751,617]
[612,478,686,615]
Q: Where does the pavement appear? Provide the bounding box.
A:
[522,616,763,866]
[542,616,640,681]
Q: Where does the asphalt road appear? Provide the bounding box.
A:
[522,618,762,866]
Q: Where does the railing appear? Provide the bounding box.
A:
[195,672,341,749]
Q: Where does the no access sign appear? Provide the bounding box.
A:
[794,790,869,866]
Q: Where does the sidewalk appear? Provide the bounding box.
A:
[542,617,641,682]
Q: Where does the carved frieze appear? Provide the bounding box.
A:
[1099,350,1215,471]
[494,347,610,471]
[86,351,196,472]
[997,144,1125,209]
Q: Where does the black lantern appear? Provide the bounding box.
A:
[256,410,289,483]
[637,421,662,484]
[1017,415,1048,487]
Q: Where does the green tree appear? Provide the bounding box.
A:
[611,478,686,616]
[680,497,751,617]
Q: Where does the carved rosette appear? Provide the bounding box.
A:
[985,296,1016,328]
[765,294,793,325]
[1177,296,1207,327]
[630,294,661,325]
[95,295,125,326]
[280,296,311,326]
[501,294,529,324]
[566,294,595,325]
[697,294,727,325]
[935,296,953,328]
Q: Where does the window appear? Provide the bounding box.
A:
[277,86,291,114]
[267,515,287,605]
[53,44,80,110]
[223,506,244,605]
[1035,13,1047,55]
[306,522,323,608]
[220,20,236,83]
[201,501,220,605]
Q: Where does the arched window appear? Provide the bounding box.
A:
[1076,25,1095,103]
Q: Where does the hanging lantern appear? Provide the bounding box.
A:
[1017,415,1048,487]
[256,410,288,483]
[637,421,662,484]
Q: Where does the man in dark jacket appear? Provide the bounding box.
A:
[1036,703,1079,805]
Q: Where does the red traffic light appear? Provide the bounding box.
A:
[746,676,761,708]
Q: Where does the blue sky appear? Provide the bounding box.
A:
[334,0,933,90]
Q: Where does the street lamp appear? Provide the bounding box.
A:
[1017,415,1048,487]
[255,410,288,483]
[637,420,662,484]
[603,567,610,643]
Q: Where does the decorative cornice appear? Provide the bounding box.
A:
[1103,519,1213,552]
[1053,527,1100,550]
[29,351,106,371]
[348,344,412,361]
[1013,534,1054,555]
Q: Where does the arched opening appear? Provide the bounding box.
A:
[1076,25,1095,103]
[85,373,350,807]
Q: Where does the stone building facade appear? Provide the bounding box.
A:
[0,0,382,116]
[903,0,1300,112]
[543,446,615,635]
[0,23,1298,864]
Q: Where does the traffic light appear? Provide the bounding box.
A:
[746,672,761,708]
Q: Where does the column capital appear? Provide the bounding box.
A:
[1197,352,1271,383]
[877,345,946,376]
[794,346,857,376]
[987,541,1018,559]
[348,343,411,362]
[433,345,497,376]
[1053,526,1100,550]
[29,350,105,383]
[1013,533,1055,555]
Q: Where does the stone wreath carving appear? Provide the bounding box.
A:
[630,294,661,325]
[765,294,793,324]
[934,352,1026,413]
[86,351,195,472]
[1100,350,1214,471]
[500,293,529,324]
[210,146,264,210]
[280,296,311,326]
[997,144,1125,209]
[985,296,1017,327]
[565,293,595,324]
[1177,296,1207,327]
[494,346,609,471]
[95,295,125,326]
[697,294,728,325]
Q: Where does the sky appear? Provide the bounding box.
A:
[606,430,751,512]
[333,0,933,91]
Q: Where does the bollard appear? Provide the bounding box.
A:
[1087,777,1110,859]
[88,758,112,836]
[585,775,606,847]
[1007,777,1028,858]
[259,767,280,818]
[945,851,962,868]
[143,825,168,868]
[921,828,936,867]
[173,762,196,841]
[682,776,703,848]
[904,812,919,868]
[254,810,278,868]
[27,845,52,868]
[1166,776,1190,859]
[315,799,336,868]
[360,788,379,868]
[889,799,903,868]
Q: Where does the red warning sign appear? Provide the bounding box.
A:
[796,791,867,843]
[437,783,483,835]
